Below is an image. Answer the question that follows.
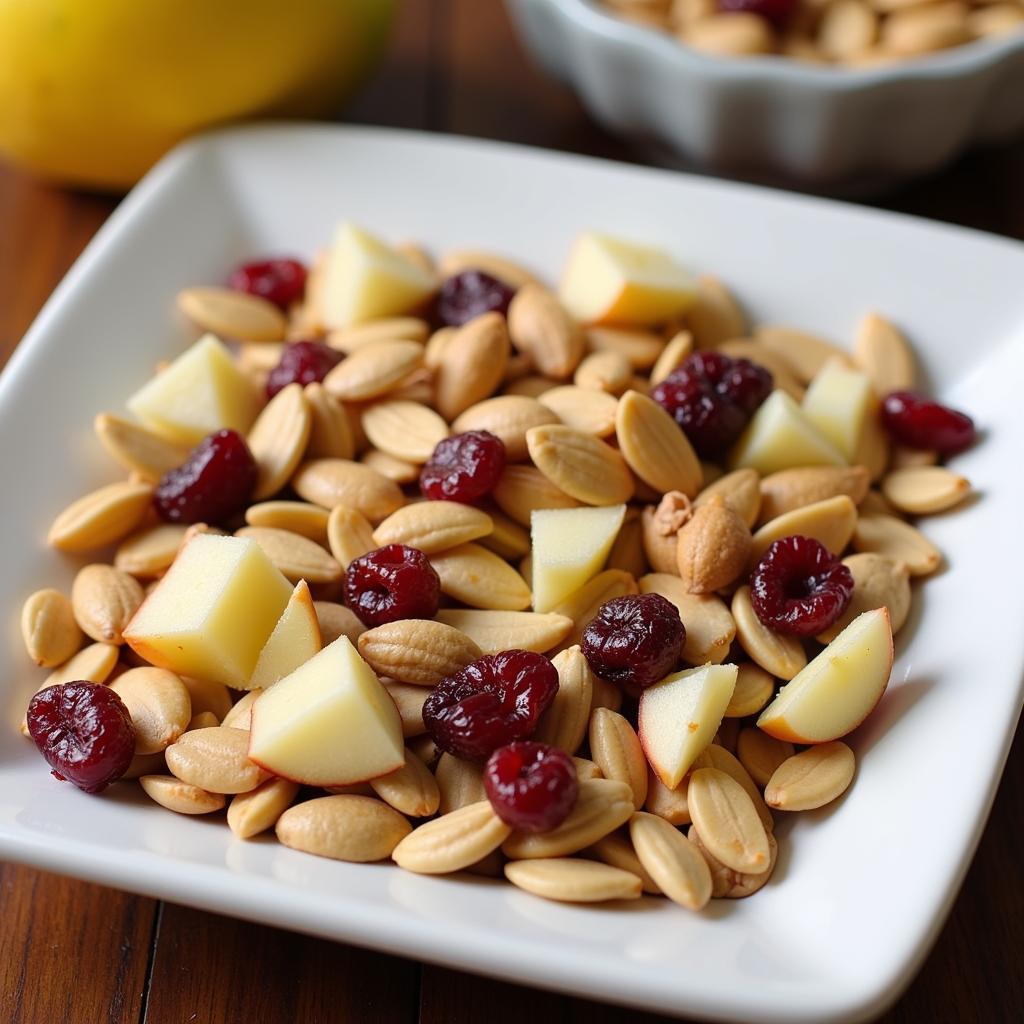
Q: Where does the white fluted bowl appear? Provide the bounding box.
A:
[505,0,1024,189]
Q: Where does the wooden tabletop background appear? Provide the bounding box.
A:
[2,3,1023,1022]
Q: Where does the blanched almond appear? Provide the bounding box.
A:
[361,400,449,463]
[109,667,192,755]
[549,569,638,649]
[586,832,662,894]
[818,552,911,643]
[358,619,482,686]
[724,663,775,718]
[435,753,487,814]
[373,501,492,554]
[220,690,261,731]
[758,465,871,523]
[434,312,510,420]
[393,801,512,874]
[585,326,663,370]
[114,523,189,578]
[140,775,225,815]
[360,448,419,484]
[508,284,584,379]
[94,413,190,481]
[504,858,642,903]
[187,711,220,731]
[852,514,941,575]
[438,250,541,289]
[687,767,771,875]
[177,286,286,341]
[43,641,119,688]
[325,503,377,569]
[615,390,702,497]
[685,276,746,349]
[245,501,329,543]
[688,823,778,899]
[492,464,581,526]
[235,526,341,585]
[435,609,573,654]
[676,495,751,593]
[503,779,635,859]
[21,589,83,667]
[588,708,648,810]
[71,564,145,644]
[292,458,403,523]
[749,494,858,566]
[692,744,773,832]
[650,330,695,385]
[430,542,532,611]
[227,777,299,838]
[693,468,761,528]
[645,768,691,826]
[48,481,154,552]
[328,316,430,353]
[629,811,712,910]
[717,340,805,401]
[165,726,267,794]
[574,350,632,395]
[382,681,428,737]
[881,466,970,515]
[853,312,915,393]
[247,383,312,501]
[765,741,855,811]
[537,385,618,437]
[278,795,412,861]
[323,339,424,402]
[452,395,559,461]
[640,503,685,575]
[304,382,355,460]
[606,509,648,578]
[731,586,806,680]
[755,325,852,383]
[314,601,365,646]
[533,646,594,754]
[526,424,634,506]
[369,748,441,817]
[737,728,795,788]
[180,676,232,721]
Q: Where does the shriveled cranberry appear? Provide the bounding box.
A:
[154,429,258,525]
[423,650,559,761]
[345,544,440,627]
[581,594,685,690]
[228,258,307,309]
[484,741,578,832]
[717,0,796,28]
[27,681,135,793]
[881,391,976,456]
[266,341,343,398]
[651,352,773,458]
[435,270,515,327]
[420,430,506,504]
[750,535,854,637]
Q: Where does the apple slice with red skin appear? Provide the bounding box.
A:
[757,607,893,744]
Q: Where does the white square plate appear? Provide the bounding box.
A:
[2,125,1022,1024]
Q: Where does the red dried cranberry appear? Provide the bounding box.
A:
[420,430,506,504]
[750,535,854,637]
[435,270,515,327]
[345,545,440,627]
[717,0,796,28]
[423,650,559,761]
[27,681,135,793]
[228,258,307,309]
[581,594,685,690]
[881,391,976,456]
[154,429,257,525]
[651,352,773,458]
[484,741,578,833]
[266,341,343,398]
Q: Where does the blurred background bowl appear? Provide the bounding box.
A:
[0,0,397,191]
[505,0,1024,190]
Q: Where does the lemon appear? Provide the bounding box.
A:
[0,0,395,190]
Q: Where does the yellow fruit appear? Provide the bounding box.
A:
[0,0,395,189]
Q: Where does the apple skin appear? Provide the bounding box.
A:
[757,607,894,744]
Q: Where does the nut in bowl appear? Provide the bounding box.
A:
[505,0,1024,188]
[20,211,980,922]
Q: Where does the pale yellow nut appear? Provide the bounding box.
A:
[393,801,512,874]
[507,284,584,380]
[492,464,581,526]
[71,563,145,645]
[165,727,267,794]
[588,708,648,810]
[537,385,618,438]
[504,858,642,903]
[177,286,286,341]
[247,383,312,501]
[227,778,300,839]
[584,326,664,370]
[755,325,852,384]
[429,543,532,611]
[817,553,911,643]
[694,468,761,528]
[326,504,377,569]
[304,382,355,460]
[853,312,915,394]
[688,823,778,899]
[629,811,712,910]
[526,424,634,506]
[434,609,573,655]
[615,390,702,498]
[737,728,796,789]
[880,466,970,516]
[852,514,942,576]
[433,312,510,421]
[372,501,493,555]
[574,350,633,395]
[692,744,773,833]
[235,526,342,585]
[114,523,189,578]
[245,501,329,543]
[140,775,226,815]
[435,753,487,815]
[322,339,424,402]
[361,400,449,464]
[291,459,404,523]
[585,832,662,894]
[314,601,366,647]
[724,664,775,719]
[757,465,869,524]
[369,748,441,818]
[357,619,482,686]
[278,795,412,862]
[533,646,594,754]
[687,767,771,875]
[94,413,190,481]
[48,481,154,553]
[749,494,858,567]
[765,741,856,811]
[452,395,559,462]
[109,667,192,756]
[684,276,746,350]
[731,586,806,681]
[21,589,83,668]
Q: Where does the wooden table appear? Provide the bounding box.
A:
[2,3,1022,1021]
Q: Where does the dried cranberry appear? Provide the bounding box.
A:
[154,429,258,525]
[581,594,685,690]
[881,391,976,456]
[484,741,578,832]
[717,0,796,28]
[345,545,440,627]
[423,650,559,761]
[750,535,854,637]
[420,430,506,504]
[27,681,135,793]
[435,270,515,327]
[651,352,773,458]
[266,341,343,398]
[228,258,307,309]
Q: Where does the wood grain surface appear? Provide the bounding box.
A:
[2,2,1022,1021]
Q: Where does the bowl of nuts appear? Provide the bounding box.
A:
[505,0,1024,188]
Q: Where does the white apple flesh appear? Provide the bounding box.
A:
[247,579,322,691]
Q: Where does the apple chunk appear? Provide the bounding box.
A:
[530,504,626,614]
[319,223,436,329]
[802,360,874,461]
[123,534,293,689]
[127,334,260,445]
[248,635,405,786]
[757,607,893,743]
[559,232,696,327]
[638,664,738,788]
[247,580,322,691]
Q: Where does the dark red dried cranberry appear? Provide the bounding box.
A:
[435,270,515,327]
[27,681,135,793]
[750,535,854,637]
[881,391,975,456]
[228,258,307,309]
[266,341,343,398]
[420,430,506,504]
[484,741,578,832]
[154,429,258,525]
[345,544,440,627]
[651,352,773,458]
[717,0,796,28]
[423,650,559,761]
[581,594,685,690]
